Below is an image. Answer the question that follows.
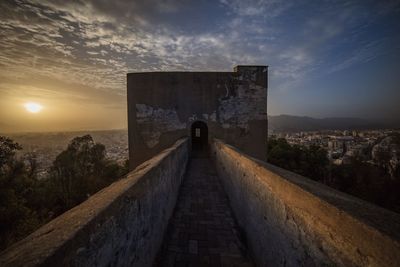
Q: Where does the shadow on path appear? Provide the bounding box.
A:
[155,153,253,267]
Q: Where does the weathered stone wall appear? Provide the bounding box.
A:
[0,138,189,267]
[211,139,400,267]
[127,65,268,169]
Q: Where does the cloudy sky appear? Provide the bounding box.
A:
[0,0,399,132]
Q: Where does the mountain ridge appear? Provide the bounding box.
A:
[268,114,390,132]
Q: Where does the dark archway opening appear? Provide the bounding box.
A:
[191,121,208,153]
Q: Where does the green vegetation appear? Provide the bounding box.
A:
[2,134,399,251]
[0,135,128,251]
[0,136,40,250]
[267,136,400,213]
[267,138,329,181]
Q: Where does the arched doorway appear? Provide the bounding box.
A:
[191,121,208,151]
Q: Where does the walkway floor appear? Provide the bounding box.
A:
[155,155,253,267]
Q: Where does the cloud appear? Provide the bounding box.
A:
[219,0,293,18]
[0,0,399,130]
[1,0,396,88]
[328,39,389,73]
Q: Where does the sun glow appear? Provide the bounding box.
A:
[24,102,43,113]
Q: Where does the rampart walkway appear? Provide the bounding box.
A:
[1,138,399,266]
[155,155,253,266]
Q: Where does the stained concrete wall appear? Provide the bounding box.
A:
[0,138,189,267]
[211,139,400,267]
[127,65,268,169]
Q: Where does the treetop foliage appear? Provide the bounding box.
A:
[267,136,400,213]
[0,134,128,251]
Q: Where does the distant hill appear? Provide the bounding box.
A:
[268,115,385,132]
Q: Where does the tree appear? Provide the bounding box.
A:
[49,135,127,211]
[0,134,129,251]
[267,137,328,181]
[266,136,400,213]
[0,136,21,168]
[0,136,40,250]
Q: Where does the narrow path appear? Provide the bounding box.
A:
[155,156,253,267]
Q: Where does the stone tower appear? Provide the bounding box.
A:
[127,65,268,169]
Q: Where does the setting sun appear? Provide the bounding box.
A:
[24,102,43,113]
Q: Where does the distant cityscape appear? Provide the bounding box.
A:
[271,129,400,174]
[5,130,128,179]
[3,125,400,180]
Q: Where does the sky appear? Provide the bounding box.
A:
[0,0,399,132]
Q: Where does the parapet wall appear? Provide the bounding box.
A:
[0,138,189,267]
[211,139,400,267]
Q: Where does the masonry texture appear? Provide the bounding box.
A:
[155,156,252,266]
[0,139,189,267]
[2,65,400,267]
[211,139,400,267]
[127,65,268,169]
[1,138,400,266]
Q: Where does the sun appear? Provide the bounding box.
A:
[24,102,43,113]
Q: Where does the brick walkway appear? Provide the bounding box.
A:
[155,156,253,267]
